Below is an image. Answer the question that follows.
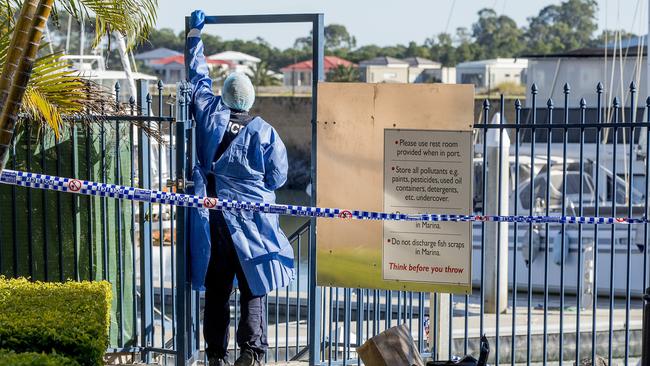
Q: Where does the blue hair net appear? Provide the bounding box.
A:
[222,72,255,111]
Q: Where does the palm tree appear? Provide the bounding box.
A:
[0,0,157,172]
[249,61,281,88]
[326,64,359,82]
[209,65,229,86]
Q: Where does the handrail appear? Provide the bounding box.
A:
[287,220,311,242]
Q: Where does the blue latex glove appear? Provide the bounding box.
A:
[190,10,205,31]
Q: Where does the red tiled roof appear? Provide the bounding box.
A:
[152,55,232,66]
[280,56,355,72]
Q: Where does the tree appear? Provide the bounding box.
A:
[139,28,184,52]
[425,28,480,66]
[454,27,481,63]
[426,33,457,66]
[590,29,639,48]
[324,24,356,51]
[525,0,598,54]
[326,64,359,82]
[209,66,229,86]
[404,41,429,58]
[249,61,280,87]
[293,23,356,53]
[472,8,524,59]
[0,0,158,171]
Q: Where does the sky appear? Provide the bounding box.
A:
[155,0,647,49]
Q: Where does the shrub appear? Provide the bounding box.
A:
[0,277,111,366]
[489,81,526,96]
[0,350,79,366]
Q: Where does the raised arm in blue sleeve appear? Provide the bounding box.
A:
[187,10,228,166]
[187,30,212,102]
[263,127,289,191]
[187,10,214,119]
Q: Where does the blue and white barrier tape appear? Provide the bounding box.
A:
[0,169,647,225]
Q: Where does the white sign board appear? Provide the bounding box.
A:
[383,129,473,288]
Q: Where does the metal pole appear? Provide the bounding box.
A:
[137,79,154,362]
[430,293,450,360]
[641,288,650,366]
[308,13,324,366]
[175,82,188,366]
[647,0,650,103]
[484,109,509,314]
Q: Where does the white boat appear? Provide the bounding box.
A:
[471,143,648,300]
[61,54,157,100]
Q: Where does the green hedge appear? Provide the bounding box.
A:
[0,277,111,366]
[0,350,79,366]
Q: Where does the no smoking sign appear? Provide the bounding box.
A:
[67,179,82,192]
[203,197,217,209]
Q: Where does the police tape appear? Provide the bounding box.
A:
[0,169,647,225]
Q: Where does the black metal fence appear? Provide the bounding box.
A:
[1,80,649,366]
[310,82,649,366]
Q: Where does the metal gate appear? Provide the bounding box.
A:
[0,79,192,364]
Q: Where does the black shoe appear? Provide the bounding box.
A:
[208,355,231,366]
[234,349,261,366]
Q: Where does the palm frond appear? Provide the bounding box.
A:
[22,87,63,135]
[58,0,158,49]
[0,0,21,26]
[19,50,109,136]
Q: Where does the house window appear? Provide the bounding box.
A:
[383,72,397,79]
[505,73,511,77]
[461,73,484,87]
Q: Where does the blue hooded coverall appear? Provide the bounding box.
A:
[187,30,295,360]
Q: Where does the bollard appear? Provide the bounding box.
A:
[484,111,509,314]
[641,287,650,366]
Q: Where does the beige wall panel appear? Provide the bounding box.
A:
[316,82,474,293]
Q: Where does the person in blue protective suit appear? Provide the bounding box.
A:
[187,10,295,366]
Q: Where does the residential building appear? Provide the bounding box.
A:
[150,55,230,84]
[439,67,457,84]
[456,58,528,91]
[355,56,455,84]
[208,51,261,75]
[281,56,354,87]
[403,57,442,83]
[134,48,182,67]
[359,56,409,83]
[524,45,646,107]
